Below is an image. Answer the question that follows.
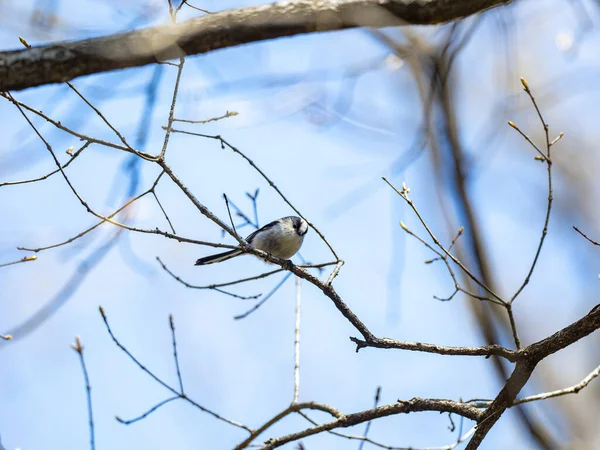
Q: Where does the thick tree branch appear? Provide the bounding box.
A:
[0,0,512,92]
[260,398,483,449]
[465,361,536,450]
[350,336,519,360]
[465,303,600,449]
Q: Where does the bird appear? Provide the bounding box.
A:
[195,216,308,266]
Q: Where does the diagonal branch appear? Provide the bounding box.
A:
[1,0,513,92]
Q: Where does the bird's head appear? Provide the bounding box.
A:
[291,216,308,236]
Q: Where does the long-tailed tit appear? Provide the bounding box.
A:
[195,216,308,265]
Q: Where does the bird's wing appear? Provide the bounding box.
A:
[245,219,279,243]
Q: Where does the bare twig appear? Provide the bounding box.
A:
[399,221,503,306]
[152,191,177,234]
[17,171,232,254]
[224,193,244,244]
[505,304,521,349]
[227,194,259,230]
[158,257,335,290]
[234,272,293,320]
[0,255,37,268]
[509,78,555,305]
[514,363,600,405]
[117,396,179,425]
[159,58,185,158]
[66,81,133,150]
[293,277,301,404]
[448,226,464,251]
[99,306,250,431]
[0,93,154,160]
[384,178,504,304]
[169,315,184,394]
[573,226,600,246]
[174,111,238,124]
[358,386,381,450]
[0,141,91,188]
[326,260,344,286]
[2,230,123,344]
[17,188,153,253]
[156,257,262,299]
[71,336,95,450]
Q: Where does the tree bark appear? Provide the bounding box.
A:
[0,0,512,92]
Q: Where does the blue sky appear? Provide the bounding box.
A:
[1,1,600,449]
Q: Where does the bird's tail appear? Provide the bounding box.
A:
[195,249,242,266]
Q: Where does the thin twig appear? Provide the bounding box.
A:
[158,257,336,290]
[224,193,244,244]
[573,226,600,246]
[8,93,197,255]
[400,221,503,306]
[292,277,301,404]
[158,159,242,242]
[507,121,546,160]
[18,189,152,253]
[358,386,381,450]
[326,260,344,286]
[18,34,133,152]
[0,141,91,188]
[99,307,251,431]
[159,58,185,158]
[117,396,180,425]
[505,304,521,349]
[152,191,177,234]
[66,81,133,150]
[0,255,37,268]
[174,111,238,124]
[448,226,464,251]
[169,315,185,394]
[3,229,123,343]
[383,178,505,304]
[17,170,231,254]
[0,92,154,160]
[509,78,555,305]
[514,364,600,405]
[71,336,95,450]
[235,272,293,320]
[156,257,262,299]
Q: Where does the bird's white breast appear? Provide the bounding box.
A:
[251,221,304,259]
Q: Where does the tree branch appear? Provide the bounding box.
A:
[465,303,600,449]
[1,0,512,92]
[260,398,483,449]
